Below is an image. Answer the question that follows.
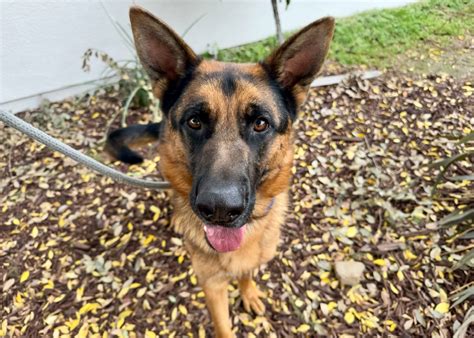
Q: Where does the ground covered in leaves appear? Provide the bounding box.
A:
[1,71,473,337]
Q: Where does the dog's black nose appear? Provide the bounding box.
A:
[195,183,246,226]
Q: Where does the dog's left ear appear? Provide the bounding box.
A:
[264,17,335,105]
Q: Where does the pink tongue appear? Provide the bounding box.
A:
[204,224,246,253]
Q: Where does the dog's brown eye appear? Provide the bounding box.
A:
[187,116,201,130]
[253,118,269,132]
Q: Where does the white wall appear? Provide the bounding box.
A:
[0,0,415,112]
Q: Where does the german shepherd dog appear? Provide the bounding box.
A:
[106,6,334,337]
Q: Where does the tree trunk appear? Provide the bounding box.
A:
[271,0,284,45]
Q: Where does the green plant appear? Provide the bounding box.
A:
[82,2,160,129]
[204,0,473,68]
[82,4,206,130]
[82,48,158,128]
[431,132,474,307]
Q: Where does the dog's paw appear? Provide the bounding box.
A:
[241,284,266,315]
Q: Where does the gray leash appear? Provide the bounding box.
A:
[0,110,171,190]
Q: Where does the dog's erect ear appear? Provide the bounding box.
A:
[264,17,335,104]
[129,6,198,97]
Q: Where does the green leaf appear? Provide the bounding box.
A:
[450,175,474,181]
[453,249,474,271]
[458,132,474,144]
[430,151,474,192]
[136,88,150,107]
[439,209,474,227]
[430,152,473,170]
[453,306,474,338]
[460,231,474,240]
[121,86,142,127]
[451,286,474,308]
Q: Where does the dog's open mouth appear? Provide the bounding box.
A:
[204,224,246,253]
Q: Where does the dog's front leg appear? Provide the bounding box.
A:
[238,273,265,315]
[202,276,233,338]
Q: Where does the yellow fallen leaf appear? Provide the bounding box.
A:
[346,149,356,160]
[344,311,355,324]
[326,302,337,312]
[142,234,155,247]
[76,287,84,301]
[130,282,141,289]
[397,270,404,281]
[439,289,448,303]
[65,315,80,331]
[150,206,161,221]
[198,326,205,338]
[373,259,386,266]
[20,271,29,283]
[178,304,188,316]
[346,226,358,238]
[44,314,58,326]
[190,275,197,285]
[30,226,39,238]
[145,330,157,338]
[296,324,310,333]
[117,309,132,329]
[384,319,397,332]
[77,322,89,338]
[0,319,8,336]
[306,290,317,300]
[389,282,399,295]
[118,285,131,299]
[294,299,304,307]
[79,302,101,315]
[171,307,178,321]
[435,302,449,314]
[404,249,417,261]
[53,294,65,303]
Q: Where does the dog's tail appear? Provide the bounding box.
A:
[105,123,161,164]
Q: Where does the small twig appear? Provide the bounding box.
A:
[400,228,439,237]
[449,280,474,295]
[446,227,474,243]
[7,140,16,177]
[271,0,284,45]
[331,136,364,142]
[364,136,380,170]
[442,243,474,256]
[121,86,142,127]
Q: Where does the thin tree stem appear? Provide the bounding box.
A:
[271,0,284,45]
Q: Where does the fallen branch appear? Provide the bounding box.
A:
[311,70,382,87]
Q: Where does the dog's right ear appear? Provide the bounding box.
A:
[129,6,198,98]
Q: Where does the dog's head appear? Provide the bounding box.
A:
[130,6,334,252]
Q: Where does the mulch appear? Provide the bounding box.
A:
[0,70,473,337]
